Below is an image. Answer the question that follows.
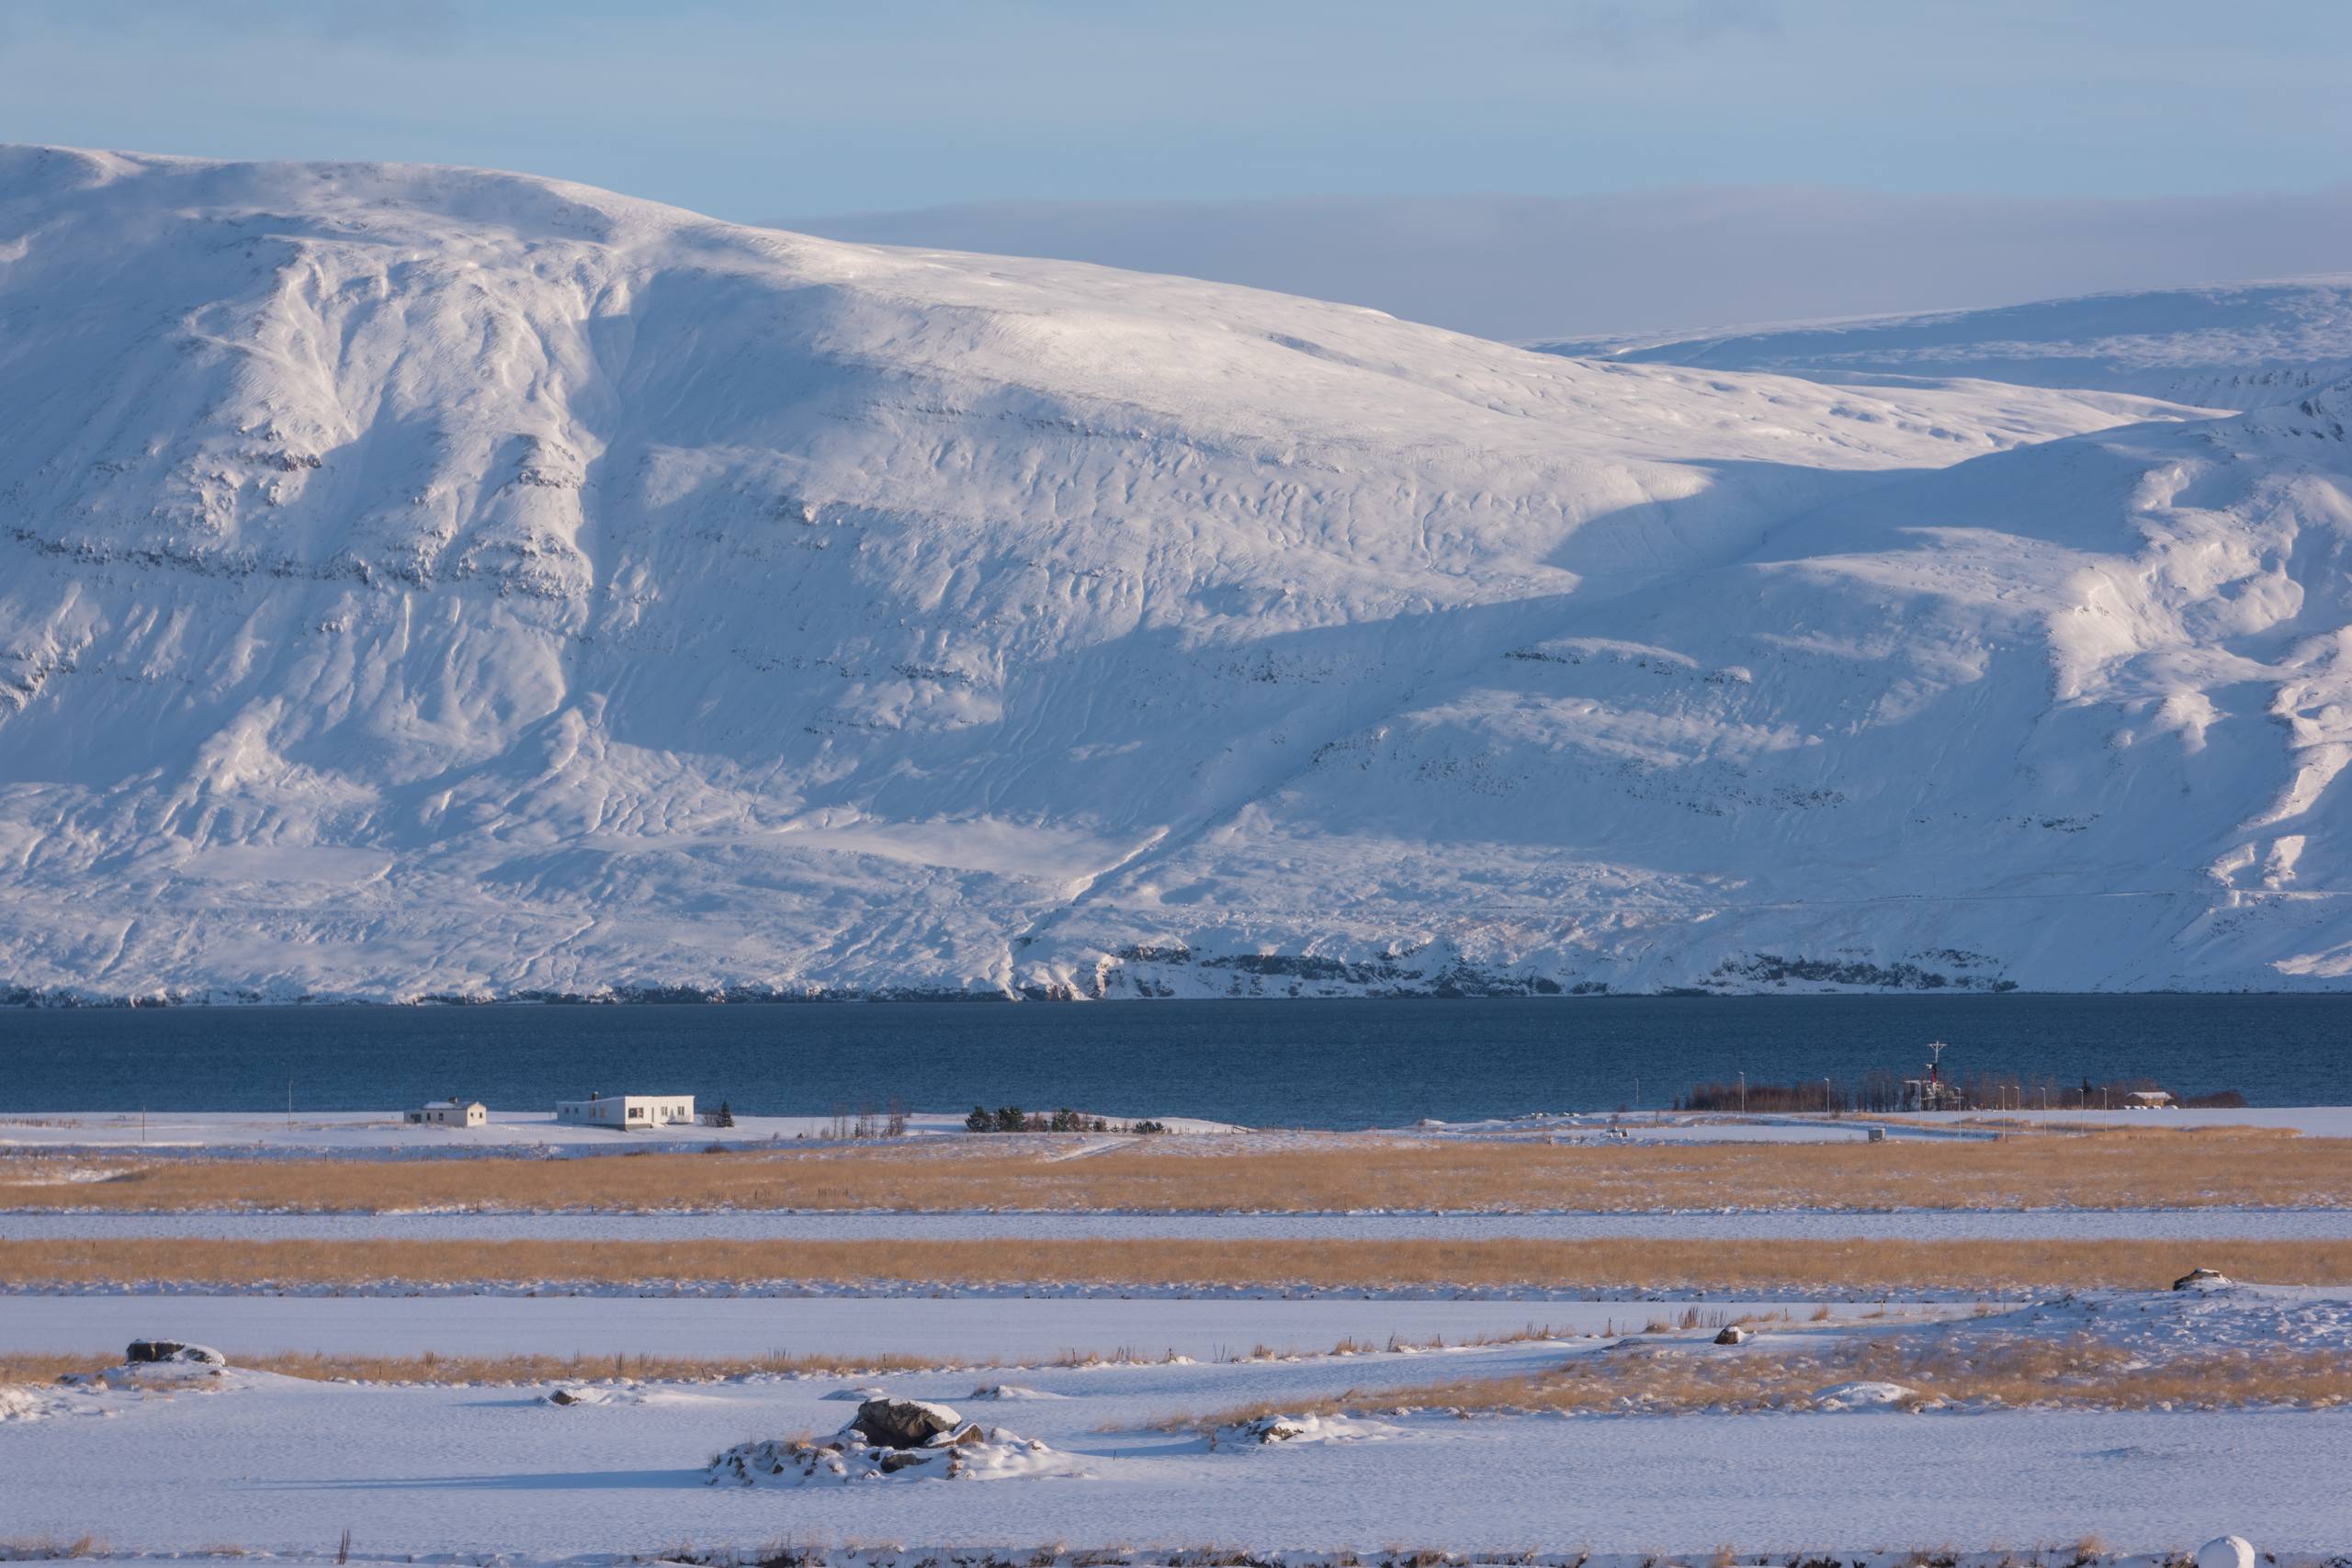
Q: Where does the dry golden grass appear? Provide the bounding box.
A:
[0,1537,105,1562]
[1168,1332,2352,1429]
[4,1236,2343,1292]
[2,1348,962,1387]
[1,1124,2335,1213]
[1,1326,1593,1392]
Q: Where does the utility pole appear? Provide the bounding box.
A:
[1738,1070,1747,1115]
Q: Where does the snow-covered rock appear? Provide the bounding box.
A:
[0,1385,76,1422]
[2196,1536,2257,1568]
[119,1342,228,1380]
[852,1396,969,1448]
[707,1424,1077,1485]
[1223,1412,1405,1445]
[1810,1382,1921,1411]
[5,147,2352,998]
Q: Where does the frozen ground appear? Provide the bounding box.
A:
[2,1288,2344,1555]
[0,1108,1902,1154]
[0,1294,1936,1362]
[0,1109,1237,1154]
[11,1207,2349,1243]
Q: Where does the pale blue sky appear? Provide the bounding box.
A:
[6,0,2347,215]
[5,1,2349,335]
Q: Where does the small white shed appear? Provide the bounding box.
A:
[555,1093,695,1129]
[2125,1090,2176,1109]
[405,1100,486,1128]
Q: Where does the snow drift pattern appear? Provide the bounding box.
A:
[2,146,2350,998]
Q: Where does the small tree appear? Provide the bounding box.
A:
[966,1104,992,1133]
[711,1100,735,1128]
[993,1105,1026,1133]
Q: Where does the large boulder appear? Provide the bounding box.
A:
[127,1339,218,1365]
[2174,1268,2233,1292]
[123,1341,226,1374]
[851,1397,967,1450]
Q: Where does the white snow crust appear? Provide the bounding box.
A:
[1534,275,2352,407]
[3,1287,2347,1554]
[12,147,2346,998]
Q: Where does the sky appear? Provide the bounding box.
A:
[3,0,2350,338]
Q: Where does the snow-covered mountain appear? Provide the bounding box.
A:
[1,146,2346,1000]
[1532,276,2352,410]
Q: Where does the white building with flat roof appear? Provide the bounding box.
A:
[405,1100,486,1128]
[554,1092,695,1129]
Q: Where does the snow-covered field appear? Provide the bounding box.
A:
[0,1109,1236,1155]
[0,1293,1931,1361]
[0,1106,1917,1155]
[4,1287,2345,1557]
[6,148,2352,1000]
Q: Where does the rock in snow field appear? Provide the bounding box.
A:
[6,146,2352,1000]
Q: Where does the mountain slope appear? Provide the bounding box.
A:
[1074,383,2352,996]
[0,147,2336,1000]
[1532,276,2352,411]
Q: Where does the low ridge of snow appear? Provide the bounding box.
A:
[4,147,2351,998]
[1532,275,2352,409]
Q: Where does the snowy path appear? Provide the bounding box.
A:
[8,1206,2348,1242]
[0,1295,1936,1361]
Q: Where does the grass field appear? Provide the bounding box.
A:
[1164,1333,2352,1427]
[2,1123,2336,1213]
[2,1235,2338,1293]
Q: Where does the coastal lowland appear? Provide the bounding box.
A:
[6,1101,2351,1562]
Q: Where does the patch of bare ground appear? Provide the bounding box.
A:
[1,1124,2335,1212]
[1162,1332,2352,1429]
[3,1237,2344,1292]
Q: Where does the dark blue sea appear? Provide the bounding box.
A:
[0,995,2343,1127]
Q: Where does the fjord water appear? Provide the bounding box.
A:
[1,995,2343,1127]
